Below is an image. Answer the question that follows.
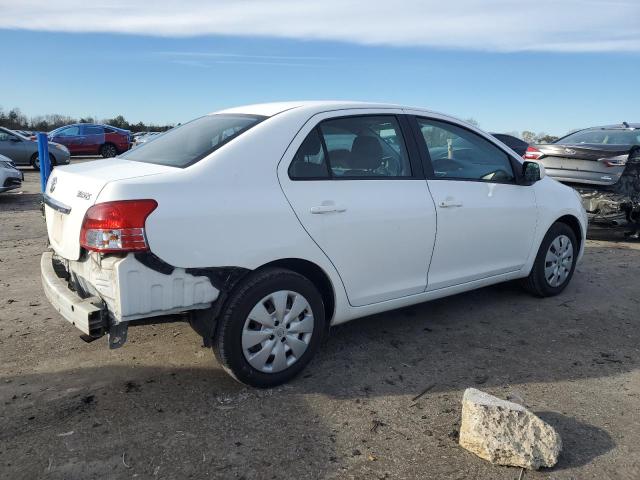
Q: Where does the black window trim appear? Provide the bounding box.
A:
[408,115,526,186]
[288,113,425,181]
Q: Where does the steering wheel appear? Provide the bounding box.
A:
[379,154,402,176]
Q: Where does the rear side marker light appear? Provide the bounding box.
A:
[80,200,158,253]
[523,146,543,160]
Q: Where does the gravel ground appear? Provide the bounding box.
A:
[1,160,639,480]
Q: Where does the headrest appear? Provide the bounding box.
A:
[350,136,382,170]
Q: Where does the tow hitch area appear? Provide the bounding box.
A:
[42,251,133,348]
[108,322,129,349]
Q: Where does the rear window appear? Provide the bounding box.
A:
[119,114,265,167]
[557,129,640,146]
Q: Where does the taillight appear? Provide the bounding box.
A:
[80,200,158,253]
[523,146,543,160]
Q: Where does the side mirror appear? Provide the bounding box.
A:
[522,161,545,184]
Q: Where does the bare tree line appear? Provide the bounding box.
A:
[0,106,174,133]
[1,107,560,143]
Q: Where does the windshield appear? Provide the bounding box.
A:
[557,129,640,146]
[120,114,265,167]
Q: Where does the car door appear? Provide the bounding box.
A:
[408,115,538,291]
[51,126,83,154]
[278,111,437,307]
[0,129,28,164]
[81,125,104,154]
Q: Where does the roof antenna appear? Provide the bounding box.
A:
[622,121,630,128]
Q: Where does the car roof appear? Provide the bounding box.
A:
[583,123,640,130]
[212,100,451,119]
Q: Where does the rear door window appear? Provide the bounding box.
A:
[289,115,412,180]
[288,129,330,179]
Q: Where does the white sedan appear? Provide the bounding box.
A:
[40,101,587,387]
[0,153,22,193]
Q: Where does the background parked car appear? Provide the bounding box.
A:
[0,153,22,193]
[527,123,640,234]
[0,127,70,170]
[48,123,131,158]
[132,131,162,148]
[490,133,529,157]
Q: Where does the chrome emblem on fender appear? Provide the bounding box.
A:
[77,191,92,200]
[49,177,57,193]
[564,148,576,155]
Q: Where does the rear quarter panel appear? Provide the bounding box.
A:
[105,132,129,153]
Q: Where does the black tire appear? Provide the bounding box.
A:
[30,153,56,171]
[213,267,325,388]
[100,143,118,158]
[522,222,578,297]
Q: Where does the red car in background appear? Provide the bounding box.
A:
[48,123,131,157]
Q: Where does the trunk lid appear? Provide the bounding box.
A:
[535,143,630,186]
[44,159,175,260]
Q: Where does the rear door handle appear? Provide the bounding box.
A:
[438,199,463,208]
[310,205,347,214]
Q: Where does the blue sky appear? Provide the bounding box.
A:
[1,0,639,135]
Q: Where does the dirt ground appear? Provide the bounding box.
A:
[1,162,640,480]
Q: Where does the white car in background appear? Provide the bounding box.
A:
[40,101,587,387]
[132,131,162,148]
[0,153,22,193]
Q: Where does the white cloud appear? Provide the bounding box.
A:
[1,0,639,52]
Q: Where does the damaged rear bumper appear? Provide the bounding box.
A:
[41,251,107,337]
[40,250,220,346]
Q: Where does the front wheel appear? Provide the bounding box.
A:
[522,222,578,297]
[213,268,325,388]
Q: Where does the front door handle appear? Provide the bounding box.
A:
[310,204,347,214]
[438,199,463,208]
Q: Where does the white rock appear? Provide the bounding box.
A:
[459,388,561,470]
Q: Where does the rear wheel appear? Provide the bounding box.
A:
[213,268,325,388]
[100,143,118,158]
[522,222,578,297]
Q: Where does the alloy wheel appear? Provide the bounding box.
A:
[104,145,117,157]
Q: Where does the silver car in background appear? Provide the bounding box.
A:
[0,153,22,193]
[0,127,70,170]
